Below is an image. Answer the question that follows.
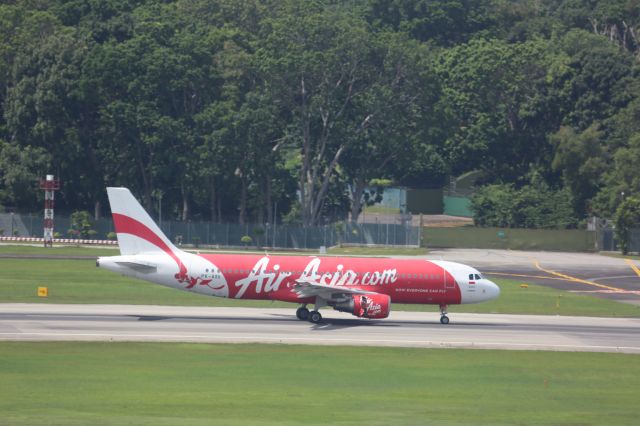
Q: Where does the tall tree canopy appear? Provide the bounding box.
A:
[2,0,640,228]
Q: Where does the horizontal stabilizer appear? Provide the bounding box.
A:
[115,261,158,273]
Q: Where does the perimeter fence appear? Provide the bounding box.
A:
[598,228,640,253]
[0,213,420,249]
[5,212,640,253]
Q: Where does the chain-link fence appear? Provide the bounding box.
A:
[598,228,640,253]
[0,213,421,249]
[631,229,640,253]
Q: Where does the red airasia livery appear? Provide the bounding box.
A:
[97,188,500,324]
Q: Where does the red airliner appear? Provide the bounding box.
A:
[97,188,500,324]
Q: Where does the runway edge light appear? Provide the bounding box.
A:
[37,287,48,297]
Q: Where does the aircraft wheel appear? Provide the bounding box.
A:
[440,315,450,325]
[296,307,310,321]
[309,311,322,324]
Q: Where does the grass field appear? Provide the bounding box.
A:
[1,246,639,425]
[0,243,120,257]
[1,256,639,317]
[0,342,638,425]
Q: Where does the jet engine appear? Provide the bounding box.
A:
[333,293,390,319]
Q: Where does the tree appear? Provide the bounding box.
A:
[3,16,107,215]
[555,29,637,131]
[551,124,607,216]
[256,5,376,225]
[615,196,640,254]
[366,0,497,45]
[0,140,51,211]
[338,32,441,222]
[435,37,560,182]
[593,133,640,217]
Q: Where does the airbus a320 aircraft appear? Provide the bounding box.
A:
[97,188,500,324]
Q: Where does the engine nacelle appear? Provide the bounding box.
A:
[333,293,391,319]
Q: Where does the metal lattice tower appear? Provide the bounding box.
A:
[39,175,60,247]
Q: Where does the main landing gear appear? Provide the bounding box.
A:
[439,304,450,325]
[296,305,323,323]
[296,306,309,320]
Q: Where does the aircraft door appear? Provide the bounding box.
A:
[443,265,456,289]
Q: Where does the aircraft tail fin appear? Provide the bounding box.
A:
[106,187,179,256]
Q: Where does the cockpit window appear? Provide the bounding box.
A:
[469,274,474,280]
[474,274,482,280]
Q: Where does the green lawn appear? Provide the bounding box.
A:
[361,205,401,214]
[0,342,638,425]
[0,244,119,257]
[1,257,639,317]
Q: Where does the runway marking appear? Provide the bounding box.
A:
[532,260,624,293]
[624,259,640,280]
[0,332,638,353]
[569,290,640,295]
[589,275,639,282]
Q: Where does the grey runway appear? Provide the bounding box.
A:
[1,304,639,354]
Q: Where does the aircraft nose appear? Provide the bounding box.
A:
[485,280,500,300]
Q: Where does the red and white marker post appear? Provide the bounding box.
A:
[39,174,60,247]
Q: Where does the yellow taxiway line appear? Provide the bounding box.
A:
[532,260,624,293]
[624,259,640,279]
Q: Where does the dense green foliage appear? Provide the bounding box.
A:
[471,181,577,229]
[2,0,640,227]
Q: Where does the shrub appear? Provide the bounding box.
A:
[240,235,252,248]
[70,211,95,239]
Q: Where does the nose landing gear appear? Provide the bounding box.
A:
[439,304,450,324]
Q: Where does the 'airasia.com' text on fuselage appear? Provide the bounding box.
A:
[184,254,461,305]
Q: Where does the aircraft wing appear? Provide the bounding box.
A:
[292,279,374,300]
